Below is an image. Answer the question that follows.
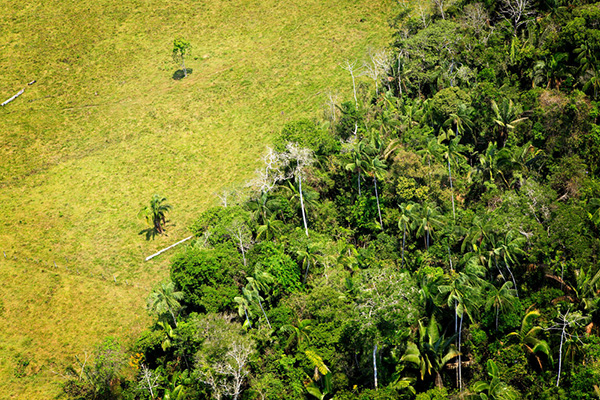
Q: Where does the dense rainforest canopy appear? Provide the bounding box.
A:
[62,0,600,398]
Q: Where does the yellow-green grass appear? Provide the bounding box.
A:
[0,0,398,397]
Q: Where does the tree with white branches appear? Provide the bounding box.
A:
[341,60,360,108]
[227,219,252,267]
[547,309,587,387]
[499,0,535,36]
[279,143,315,237]
[362,48,389,96]
[138,364,161,399]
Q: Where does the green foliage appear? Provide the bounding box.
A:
[171,243,247,313]
[139,194,172,235]
[249,241,301,298]
[348,195,380,232]
[414,387,449,400]
[124,2,600,400]
[63,338,128,400]
[430,87,472,126]
[189,206,252,245]
[276,119,340,156]
[172,37,191,76]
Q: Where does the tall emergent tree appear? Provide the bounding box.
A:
[173,37,191,78]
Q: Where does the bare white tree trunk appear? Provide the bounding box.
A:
[556,316,566,386]
[139,364,161,399]
[448,156,456,220]
[342,60,359,108]
[298,175,309,237]
[374,177,383,230]
[373,344,378,390]
[458,314,463,392]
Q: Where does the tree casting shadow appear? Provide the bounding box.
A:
[139,227,160,241]
[172,68,193,81]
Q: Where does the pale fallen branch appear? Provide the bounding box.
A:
[145,235,193,261]
[1,89,25,106]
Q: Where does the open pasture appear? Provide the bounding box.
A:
[0,0,395,397]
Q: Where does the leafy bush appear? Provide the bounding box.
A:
[171,243,247,313]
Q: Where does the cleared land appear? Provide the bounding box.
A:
[0,0,396,397]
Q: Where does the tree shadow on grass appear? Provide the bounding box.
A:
[172,68,193,81]
[139,227,160,241]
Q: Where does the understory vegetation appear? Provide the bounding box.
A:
[60,0,600,398]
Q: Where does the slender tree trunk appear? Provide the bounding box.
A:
[448,244,453,271]
[496,306,500,331]
[448,157,456,220]
[428,156,432,185]
[244,308,252,328]
[458,314,464,392]
[298,175,309,237]
[182,56,187,77]
[557,317,567,386]
[351,70,358,108]
[435,372,443,389]
[495,257,506,281]
[455,305,458,388]
[167,304,178,328]
[373,344,378,390]
[401,222,406,268]
[258,297,272,329]
[505,261,519,298]
[238,234,247,267]
[146,372,155,398]
[304,259,310,284]
[374,177,383,230]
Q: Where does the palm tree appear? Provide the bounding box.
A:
[485,281,517,330]
[296,241,322,284]
[256,213,285,242]
[147,281,184,327]
[280,319,314,352]
[413,202,444,250]
[367,155,387,229]
[491,99,528,148]
[493,230,525,297]
[417,134,442,185]
[246,266,274,329]
[247,191,279,225]
[398,202,416,268]
[497,141,541,188]
[440,222,465,272]
[401,316,459,389]
[283,180,319,234]
[471,360,519,400]
[471,142,509,187]
[234,287,255,329]
[345,140,370,196]
[461,215,494,254]
[506,310,552,370]
[440,135,468,220]
[416,271,445,318]
[139,194,172,234]
[582,67,600,100]
[438,266,484,391]
[443,103,473,138]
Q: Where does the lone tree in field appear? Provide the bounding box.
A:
[139,194,172,234]
[172,37,191,78]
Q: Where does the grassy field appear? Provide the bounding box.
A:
[0,0,397,397]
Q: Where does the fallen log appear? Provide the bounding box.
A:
[145,235,193,261]
[1,88,25,106]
